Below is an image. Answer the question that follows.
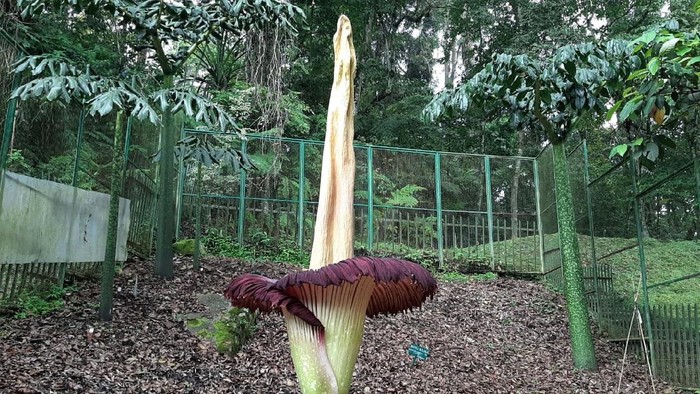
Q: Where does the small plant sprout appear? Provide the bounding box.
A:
[224,15,437,394]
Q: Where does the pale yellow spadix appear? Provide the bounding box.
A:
[308,14,357,271]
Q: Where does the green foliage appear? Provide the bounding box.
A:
[425,40,634,143]
[385,184,427,208]
[202,231,253,260]
[209,308,257,355]
[5,150,32,174]
[36,152,99,189]
[2,285,75,319]
[607,19,700,170]
[201,231,309,267]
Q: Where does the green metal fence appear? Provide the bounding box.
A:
[0,78,158,300]
[538,137,700,388]
[176,129,542,273]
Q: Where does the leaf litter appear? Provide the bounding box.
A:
[0,257,679,393]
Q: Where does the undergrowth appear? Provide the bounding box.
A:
[202,230,310,267]
[188,308,257,355]
[0,285,75,319]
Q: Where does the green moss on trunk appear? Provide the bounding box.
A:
[552,142,597,370]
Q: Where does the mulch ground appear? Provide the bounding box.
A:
[0,257,679,393]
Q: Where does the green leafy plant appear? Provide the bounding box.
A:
[188,308,257,355]
[5,285,75,319]
[209,308,257,355]
[5,150,32,174]
[202,231,252,260]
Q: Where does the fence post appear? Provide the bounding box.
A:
[434,152,444,268]
[533,157,545,274]
[694,143,700,221]
[297,141,305,248]
[0,63,20,174]
[193,162,203,270]
[484,156,495,269]
[175,127,186,239]
[367,145,374,251]
[583,140,600,316]
[630,154,656,375]
[237,139,248,246]
[122,114,133,177]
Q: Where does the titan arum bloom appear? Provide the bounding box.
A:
[224,15,437,394]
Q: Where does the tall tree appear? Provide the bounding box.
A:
[12,0,305,278]
[424,40,635,370]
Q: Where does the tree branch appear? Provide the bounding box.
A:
[151,34,173,75]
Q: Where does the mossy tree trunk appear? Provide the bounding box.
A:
[99,110,126,321]
[552,141,597,370]
[154,74,176,279]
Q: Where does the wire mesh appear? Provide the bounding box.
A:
[1,100,158,299]
[538,136,700,388]
[178,130,542,273]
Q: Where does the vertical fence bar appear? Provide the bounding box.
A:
[193,162,203,270]
[122,114,133,176]
[630,155,656,375]
[533,151,546,274]
[237,139,248,246]
[0,63,20,223]
[366,146,374,251]
[484,156,495,269]
[175,126,186,239]
[0,61,20,174]
[71,108,86,186]
[694,145,700,224]
[434,152,444,268]
[583,141,600,315]
[297,141,305,248]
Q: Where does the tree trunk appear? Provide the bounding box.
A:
[444,36,459,89]
[552,141,597,370]
[99,110,126,321]
[510,127,525,239]
[154,74,177,279]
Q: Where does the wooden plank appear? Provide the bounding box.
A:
[664,304,672,381]
[0,263,9,299]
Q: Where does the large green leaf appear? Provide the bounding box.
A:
[647,57,660,75]
[660,38,680,55]
[619,96,643,122]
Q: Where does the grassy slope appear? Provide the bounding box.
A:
[365,234,699,306]
[586,236,700,306]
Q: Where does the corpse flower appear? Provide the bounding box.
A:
[224,15,437,394]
